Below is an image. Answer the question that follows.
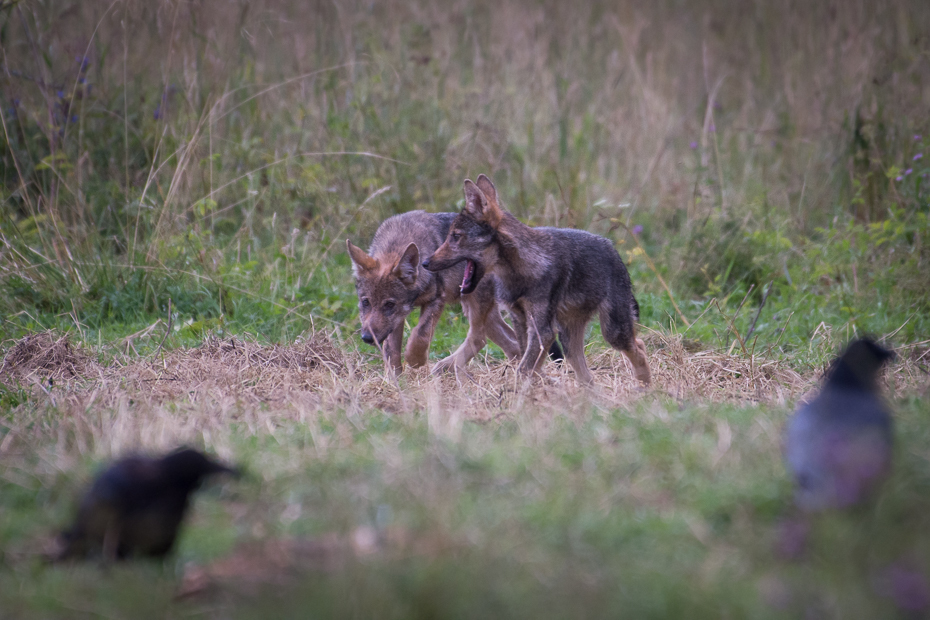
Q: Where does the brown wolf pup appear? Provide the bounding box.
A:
[347,210,523,374]
[422,175,651,386]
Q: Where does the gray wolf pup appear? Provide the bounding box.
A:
[422,175,650,386]
[347,210,523,374]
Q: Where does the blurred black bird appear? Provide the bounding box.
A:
[785,338,895,511]
[57,447,238,560]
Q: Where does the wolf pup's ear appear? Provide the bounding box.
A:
[347,240,378,276]
[463,179,503,228]
[393,242,420,287]
[475,174,498,205]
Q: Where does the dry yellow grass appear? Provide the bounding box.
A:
[1,329,924,468]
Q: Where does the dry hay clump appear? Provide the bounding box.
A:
[0,332,99,384]
[3,328,923,429]
[336,332,815,427]
[188,334,345,373]
[587,332,810,405]
[115,332,349,407]
[882,341,930,398]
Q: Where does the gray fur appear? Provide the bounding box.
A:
[348,210,522,374]
[423,175,650,385]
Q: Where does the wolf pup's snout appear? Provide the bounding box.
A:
[360,331,375,345]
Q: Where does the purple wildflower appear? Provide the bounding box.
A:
[56,90,65,99]
[689,141,698,149]
[914,153,923,161]
[70,115,78,123]
[896,176,904,182]
[153,105,161,120]
[76,56,89,73]
[632,225,644,235]
[709,123,716,132]
[915,134,922,141]
[905,168,912,176]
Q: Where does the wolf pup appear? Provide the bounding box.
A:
[347,210,523,374]
[422,175,650,386]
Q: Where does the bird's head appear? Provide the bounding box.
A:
[160,448,240,489]
[829,337,895,391]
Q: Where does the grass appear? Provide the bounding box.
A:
[0,331,927,617]
[1,360,928,617]
[1,0,930,617]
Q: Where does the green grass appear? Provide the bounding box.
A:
[3,398,930,618]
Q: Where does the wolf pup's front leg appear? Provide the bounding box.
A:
[405,296,444,368]
[382,324,404,375]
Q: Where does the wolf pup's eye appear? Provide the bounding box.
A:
[383,300,396,311]
[451,232,462,242]
[360,298,370,308]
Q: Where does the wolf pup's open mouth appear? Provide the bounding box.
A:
[460,260,475,293]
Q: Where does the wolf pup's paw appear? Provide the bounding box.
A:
[431,354,464,375]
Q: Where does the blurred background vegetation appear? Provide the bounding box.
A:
[1,0,928,355]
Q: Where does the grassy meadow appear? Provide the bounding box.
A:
[1,0,929,617]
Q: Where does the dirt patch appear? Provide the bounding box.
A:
[0,332,100,383]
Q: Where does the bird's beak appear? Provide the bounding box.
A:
[222,464,243,479]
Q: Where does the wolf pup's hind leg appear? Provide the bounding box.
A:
[599,300,651,385]
[558,320,594,384]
